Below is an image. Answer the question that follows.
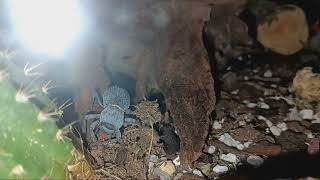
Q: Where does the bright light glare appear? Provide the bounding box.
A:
[8,0,83,56]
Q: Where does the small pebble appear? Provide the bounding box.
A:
[243,141,252,148]
[265,128,270,133]
[270,84,277,88]
[212,165,229,174]
[258,115,267,121]
[244,76,249,81]
[159,161,176,176]
[220,153,238,163]
[247,155,264,167]
[246,103,257,108]
[239,120,246,126]
[300,109,314,120]
[150,154,159,163]
[286,108,302,121]
[207,146,216,154]
[263,70,273,78]
[173,156,180,166]
[277,122,288,131]
[253,69,259,73]
[312,112,320,123]
[198,164,211,176]
[258,102,270,109]
[213,121,222,130]
[306,132,315,139]
[192,169,204,177]
[265,120,273,127]
[218,133,245,150]
[231,89,239,95]
[237,56,243,61]
[270,126,281,136]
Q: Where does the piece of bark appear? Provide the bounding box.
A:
[244,141,282,156]
[158,2,216,166]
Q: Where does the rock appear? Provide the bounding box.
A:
[219,153,238,164]
[263,70,273,78]
[212,165,229,174]
[300,109,314,120]
[213,121,222,130]
[230,127,261,142]
[286,108,302,121]
[197,163,211,176]
[155,161,176,179]
[258,102,270,109]
[293,67,320,102]
[221,72,239,91]
[218,133,245,150]
[192,169,204,177]
[207,145,216,154]
[173,156,180,166]
[270,126,282,136]
[276,122,288,131]
[246,155,264,167]
[149,154,160,163]
[312,113,320,123]
[257,5,308,55]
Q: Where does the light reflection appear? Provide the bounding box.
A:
[7,0,84,56]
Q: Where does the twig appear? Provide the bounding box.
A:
[99,169,123,180]
[148,120,154,156]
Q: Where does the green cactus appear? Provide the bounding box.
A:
[0,51,73,179]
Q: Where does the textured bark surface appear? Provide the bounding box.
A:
[157,2,216,166]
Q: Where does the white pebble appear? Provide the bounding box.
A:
[312,113,320,123]
[213,121,222,130]
[263,70,273,78]
[300,109,314,120]
[265,128,270,133]
[149,154,159,163]
[220,153,238,164]
[270,126,281,136]
[207,146,216,154]
[231,89,239,95]
[212,165,229,174]
[306,132,314,139]
[244,76,249,81]
[257,115,267,121]
[277,122,288,131]
[265,120,273,127]
[239,120,246,126]
[247,155,264,167]
[246,103,257,108]
[258,102,270,109]
[192,169,203,177]
[270,84,277,88]
[218,133,245,150]
[244,141,252,148]
[286,108,302,121]
[173,156,180,166]
[237,56,243,61]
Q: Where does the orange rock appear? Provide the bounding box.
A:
[257,5,308,55]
